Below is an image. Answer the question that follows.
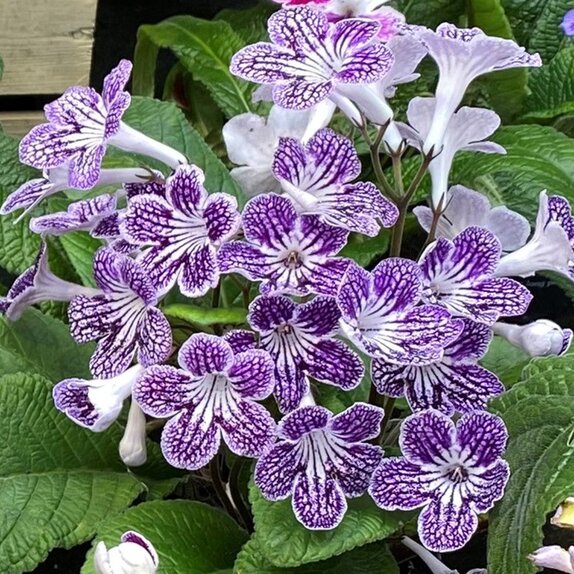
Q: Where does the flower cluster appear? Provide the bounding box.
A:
[3,2,570,560]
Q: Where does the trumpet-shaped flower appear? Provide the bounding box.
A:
[529,545,574,574]
[119,401,148,466]
[255,403,384,529]
[133,333,276,470]
[94,531,158,574]
[369,409,510,552]
[218,194,350,297]
[68,248,172,378]
[273,128,398,236]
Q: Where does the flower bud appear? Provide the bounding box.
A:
[94,531,158,574]
[119,401,147,467]
[493,320,573,357]
[528,545,574,573]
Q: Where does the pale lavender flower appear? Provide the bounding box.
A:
[94,531,158,574]
[255,403,384,529]
[401,98,506,208]
[19,60,186,189]
[337,258,461,364]
[407,23,541,154]
[122,164,241,298]
[218,194,350,297]
[53,365,145,432]
[230,8,394,111]
[419,226,532,325]
[562,9,574,36]
[529,545,574,574]
[496,191,574,280]
[273,128,398,236]
[0,242,99,320]
[369,409,510,552]
[248,294,364,412]
[493,319,573,357]
[68,248,172,378]
[414,186,530,253]
[133,333,276,470]
[372,319,503,415]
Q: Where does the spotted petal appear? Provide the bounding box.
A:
[255,442,300,500]
[292,475,347,530]
[400,410,455,465]
[306,338,363,390]
[280,405,330,441]
[178,333,233,377]
[137,307,172,367]
[330,402,384,442]
[457,411,508,468]
[227,349,275,400]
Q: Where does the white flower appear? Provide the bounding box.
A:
[528,545,574,574]
[94,531,158,574]
[119,401,148,467]
[493,320,573,357]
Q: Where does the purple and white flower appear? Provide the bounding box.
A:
[122,164,241,297]
[133,333,276,470]
[0,242,99,320]
[563,9,574,36]
[94,530,158,574]
[337,258,461,364]
[407,23,541,154]
[230,7,394,112]
[493,319,573,358]
[496,191,574,280]
[414,185,530,253]
[248,294,364,412]
[68,248,172,378]
[401,98,506,208]
[273,128,398,236]
[419,226,532,325]
[53,364,145,432]
[369,409,510,552]
[372,319,503,415]
[255,403,383,529]
[529,545,574,574]
[19,60,186,189]
[218,194,350,297]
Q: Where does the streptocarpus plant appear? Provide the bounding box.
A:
[2,2,574,573]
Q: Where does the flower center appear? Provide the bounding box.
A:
[283,250,304,269]
[447,464,468,484]
[277,322,293,335]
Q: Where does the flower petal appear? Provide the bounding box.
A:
[457,411,508,468]
[294,295,341,337]
[227,349,275,400]
[273,137,307,184]
[292,475,347,530]
[178,333,233,376]
[330,402,384,442]
[179,245,219,298]
[337,262,371,321]
[165,164,207,217]
[68,295,111,343]
[248,294,296,332]
[371,258,423,314]
[468,459,509,513]
[137,307,172,367]
[242,193,297,248]
[224,330,258,354]
[338,44,394,83]
[371,360,407,397]
[274,364,308,413]
[280,405,331,440]
[268,7,328,51]
[273,79,333,110]
[0,178,54,215]
[102,59,132,106]
[306,338,364,390]
[68,144,106,190]
[89,329,138,378]
[217,241,272,281]
[336,443,383,498]
[122,194,174,245]
[330,18,381,51]
[400,410,455,465]
[204,192,240,243]
[255,441,299,500]
[230,42,292,84]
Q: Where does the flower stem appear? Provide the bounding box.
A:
[362,123,399,202]
[229,457,253,531]
[209,456,241,524]
[379,397,396,440]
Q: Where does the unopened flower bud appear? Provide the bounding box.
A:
[119,401,147,467]
[528,545,574,573]
[94,531,158,574]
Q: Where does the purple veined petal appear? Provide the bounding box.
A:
[204,192,241,243]
[548,195,574,240]
[369,457,433,511]
[338,43,395,83]
[43,85,104,127]
[217,241,272,281]
[102,59,132,106]
[122,192,175,246]
[242,194,297,248]
[92,211,121,238]
[371,258,423,313]
[400,410,456,466]
[267,6,328,51]
[230,42,292,84]
[330,18,382,51]
[124,171,166,199]
[280,405,331,440]
[178,333,234,377]
[447,365,504,413]
[161,408,221,470]
[299,213,349,256]
[224,330,258,354]
[292,474,348,530]
[220,399,277,458]
[457,411,508,468]
[330,402,384,442]
[337,261,371,321]
[293,295,341,337]
[306,338,364,390]
[308,257,351,297]
[467,459,510,513]
[273,137,307,185]
[418,497,479,552]
[274,364,309,413]
[116,255,157,305]
[227,349,275,400]
[68,144,106,190]
[273,79,334,110]
[371,360,407,397]
[89,328,139,379]
[68,295,112,343]
[120,531,158,567]
[0,177,54,215]
[336,442,384,498]
[445,318,492,362]
[165,164,207,218]
[137,307,172,367]
[92,247,124,292]
[105,91,131,138]
[133,364,199,418]
[248,294,296,332]
[19,124,79,170]
[179,245,219,298]
[255,441,300,500]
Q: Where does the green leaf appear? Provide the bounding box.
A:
[0,373,149,574]
[235,537,399,574]
[134,16,255,117]
[0,308,94,380]
[121,96,245,203]
[250,484,408,568]
[59,232,101,287]
[162,304,247,327]
[339,229,390,268]
[488,359,574,574]
[468,0,528,120]
[81,500,248,574]
[394,0,465,27]
[215,4,276,44]
[480,336,531,387]
[523,46,574,119]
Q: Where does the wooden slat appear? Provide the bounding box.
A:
[0,111,46,138]
[0,0,97,96]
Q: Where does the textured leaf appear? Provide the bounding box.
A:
[162,304,247,327]
[134,16,255,117]
[250,484,408,568]
[122,96,244,202]
[81,500,248,574]
[0,373,149,574]
[215,4,276,44]
[59,232,101,287]
[394,0,465,27]
[488,359,574,574]
[480,335,531,388]
[339,229,390,268]
[0,308,94,380]
[234,538,399,574]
